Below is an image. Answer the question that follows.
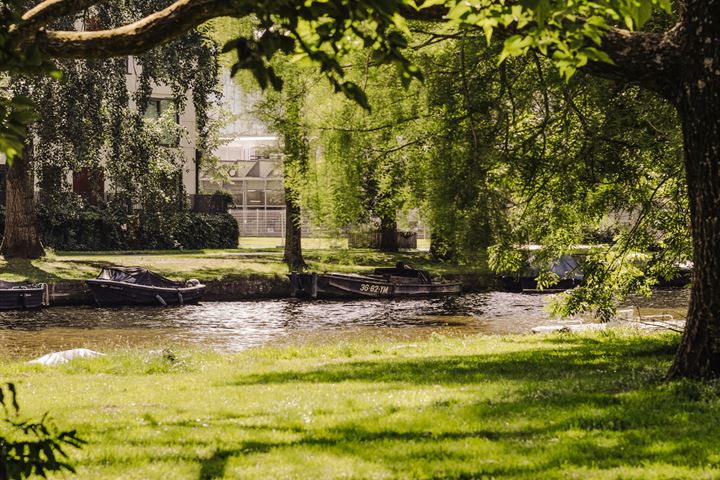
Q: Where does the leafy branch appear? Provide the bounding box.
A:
[0,383,85,480]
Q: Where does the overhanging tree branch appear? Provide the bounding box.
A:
[9,0,104,49]
[11,0,682,100]
[21,0,103,30]
[33,0,244,58]
[582,24,683,98]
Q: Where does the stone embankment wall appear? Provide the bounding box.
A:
[47,272,493,306]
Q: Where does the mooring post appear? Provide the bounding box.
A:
[311,272,318,299]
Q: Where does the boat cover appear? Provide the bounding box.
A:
[523,254,584,281]
[97,267,179,288]
[374,262,433,284]
[0,279,41,289]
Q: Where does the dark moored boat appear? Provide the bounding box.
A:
[498,254,584,293]
[86,267,205,306]
[289,263,461,299]
[519,254,584,293]
[0,280,46,310]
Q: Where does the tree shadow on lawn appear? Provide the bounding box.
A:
[188,334,720,477]
[82,333,720,478]
[230,333,679,387]
[149,398,720,479]
[0,258,63,282]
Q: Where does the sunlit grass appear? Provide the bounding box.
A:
[2,330,718,479]
[0,244,487,282]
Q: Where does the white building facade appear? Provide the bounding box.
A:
[201,69,287,236]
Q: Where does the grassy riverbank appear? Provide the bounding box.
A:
[0,246,485,283]
[3,330,719,479]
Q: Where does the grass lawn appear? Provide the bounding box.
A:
[2,330,718,479]
[0,246,485,283]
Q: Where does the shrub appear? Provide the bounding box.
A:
[173,212,239,249]
[36,201,127,251]
[0,201,239,251]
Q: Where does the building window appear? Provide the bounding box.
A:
[144,99,178,122]
[72,167,105,205]
[144,98,179,146]
[246,180,266,206]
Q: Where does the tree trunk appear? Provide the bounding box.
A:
[283,188,306,271]
[667,7,720,379]
[379,214,398,252]
[1,141,45,259]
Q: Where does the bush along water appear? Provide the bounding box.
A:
[0,201,239,251]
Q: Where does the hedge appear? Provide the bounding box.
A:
[0,204,239,251]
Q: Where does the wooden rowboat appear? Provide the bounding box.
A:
[289,263,461,299]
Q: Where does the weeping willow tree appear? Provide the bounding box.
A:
[255,69,311,271]
[393,25,686,293]
[4,1,219,257]
[309,53,426,252]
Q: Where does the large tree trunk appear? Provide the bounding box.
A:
[283,188,306,271]
[667,6,720,379]
[379,214,398,252]
[1,141,45,259]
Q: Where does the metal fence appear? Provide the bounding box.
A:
[231,208,422,249]
[231,208,286,237]
[229,208,336,238]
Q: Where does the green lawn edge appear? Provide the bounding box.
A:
[3,330,716,479]
[0,248,489,283]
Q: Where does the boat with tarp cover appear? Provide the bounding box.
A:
[498,254,584,293]
[86,267,205,306]
[0,280,46,309]
[289,263,461,299]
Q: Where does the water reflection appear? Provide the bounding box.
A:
[0,290,690,358]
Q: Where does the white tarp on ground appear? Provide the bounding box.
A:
[28,348,105,366]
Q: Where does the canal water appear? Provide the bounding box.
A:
[0,290,691,358]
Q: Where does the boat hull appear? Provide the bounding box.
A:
[289,273,461,299]
[519,277,581,293]
[0,287,44,310]
[86,280,205,306]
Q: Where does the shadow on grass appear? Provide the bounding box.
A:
[230,333,678,387]
[0,258,63,282]
[198,449,235,480]
[88,333,720,478]
[54,249,209,257]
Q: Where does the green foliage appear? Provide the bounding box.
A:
[36,199,127,251]
[307,52,424,241]
[0,383,84,480]
[412,34,508,261]
[14,1,221,234]
[220,0,431,111]
[172,213,239,250]
[2,199,238,251]
[255,63,311,203]
[137,211,239,251]
[0,2,59,162]
[445,0,672,79]
[0,95,36,161]
[6,332,720,478]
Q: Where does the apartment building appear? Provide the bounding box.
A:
[200,69,287,236]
